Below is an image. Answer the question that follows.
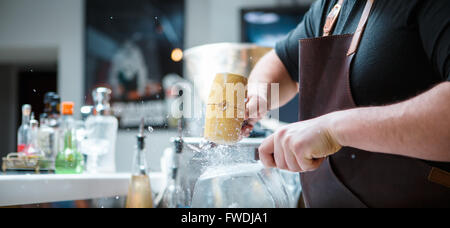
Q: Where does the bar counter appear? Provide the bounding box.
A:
[0,173,163,207]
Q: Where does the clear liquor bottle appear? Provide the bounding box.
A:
[126,119,153,208]
[17,104,32,154]
[84,88,118,173]
[27,113,44,158]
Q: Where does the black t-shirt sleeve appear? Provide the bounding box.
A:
[416,0,450,81]
[275,0,325,82]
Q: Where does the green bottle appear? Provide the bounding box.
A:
[55,102,84,174]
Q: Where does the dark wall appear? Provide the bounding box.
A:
[17,70,58,129]
[0,66,18,158]
[0,66,57,159]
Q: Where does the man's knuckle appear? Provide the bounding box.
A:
[287,163,301,173]
[283,135,292,146]
[278,128,287,136]
[293,140,306,153]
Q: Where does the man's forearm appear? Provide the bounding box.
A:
[248,50,298,109]
[331,82,450,162]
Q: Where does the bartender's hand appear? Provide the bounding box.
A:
[258,114,342,172]
[241,94,269,137]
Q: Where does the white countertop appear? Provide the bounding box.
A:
[0,173,163,207]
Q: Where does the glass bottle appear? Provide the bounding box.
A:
[27,113,44,158]
[55,102,84,174]
[126,119,153,208]
[48,94,61,128]
[17,104,32,155]
[39,92,55,123]
[158,121,191,208]
[84,88,118,173]
[159,147,191,207]
[38,92,60,165]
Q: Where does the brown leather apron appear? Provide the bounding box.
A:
[298,0,450,208]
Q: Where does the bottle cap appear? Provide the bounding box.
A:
[80,105,93,120]
[93,87,112,115]
[43,92,57,115]
[93,87,112,102]
[44,93,60,115]
[61,102,74,115]
[22,104,32,116]
[44,92,56,104]
[51,94,61,103]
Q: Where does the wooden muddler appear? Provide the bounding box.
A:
[204,73,248,145]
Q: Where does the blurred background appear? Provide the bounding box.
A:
[0,0,314,172]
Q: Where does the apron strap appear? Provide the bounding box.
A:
[323,0,344,37]
[347,0,374,56]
